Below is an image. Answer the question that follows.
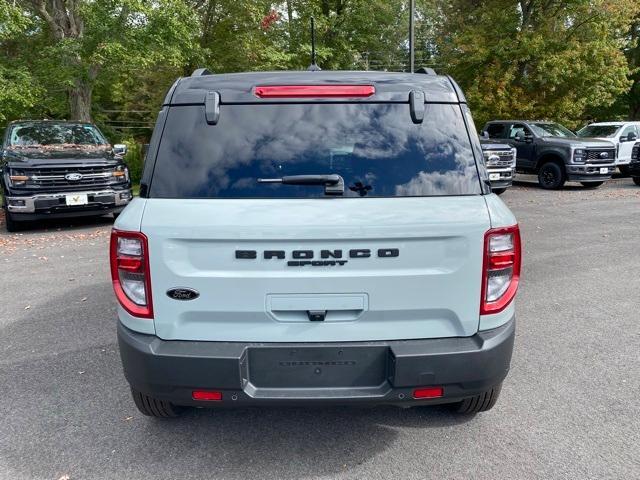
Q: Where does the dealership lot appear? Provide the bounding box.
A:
[0,178,639,480]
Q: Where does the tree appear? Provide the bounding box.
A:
[429,0,640,128]
[0,2,42,124]
[18,0,202,121]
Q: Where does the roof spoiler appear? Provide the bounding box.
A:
[415,67,437,75]
[191,68,212,77]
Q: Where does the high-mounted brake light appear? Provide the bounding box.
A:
[254,85,375,98]
[481,225,521,315]
[110,230,153,319]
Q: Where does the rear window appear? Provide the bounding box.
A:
[149,103,482,198]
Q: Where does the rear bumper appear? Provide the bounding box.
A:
[5,188,132,220]
[118,317,515,407]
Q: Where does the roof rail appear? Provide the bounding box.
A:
[191,68,212,77]
[415,67,437,75]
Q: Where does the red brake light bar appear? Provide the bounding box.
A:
[254,85,375,98]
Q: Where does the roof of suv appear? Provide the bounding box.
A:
[487,120,554,124]
[587,121,640,126]
[164,70,466,105]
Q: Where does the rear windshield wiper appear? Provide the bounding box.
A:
[258,174,344,196]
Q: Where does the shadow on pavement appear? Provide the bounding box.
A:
[0,210,115,236]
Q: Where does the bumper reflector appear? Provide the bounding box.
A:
[192,390,223,401]
[413,387,444,399]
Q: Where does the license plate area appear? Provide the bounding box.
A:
[247,346,388,389]
[599,167,608,174]
[65,194,88,206]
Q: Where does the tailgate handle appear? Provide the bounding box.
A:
[267,294,368,323]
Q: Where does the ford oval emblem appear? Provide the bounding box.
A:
[65,172,83,181]
[599,152,609,159]
[167,287,199,301]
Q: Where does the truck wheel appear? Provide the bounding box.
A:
[131,388,184,418]
[618,165,630,176]
[580,181,604,189]
[2,199,23,232]
[492,188,507,195]
[633,177,640,186]
[4,212,23,232]
[454,384,502,414]
[538,162,565,189]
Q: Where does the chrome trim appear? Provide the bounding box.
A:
[6,189,132,213]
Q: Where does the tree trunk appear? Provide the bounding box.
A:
[68,79,92,122]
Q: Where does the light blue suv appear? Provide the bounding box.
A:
[110,69,521,417]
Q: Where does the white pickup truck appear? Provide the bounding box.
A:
[577,122,640,174]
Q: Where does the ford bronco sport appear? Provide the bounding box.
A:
[112,69,521,417]
[1,120,132,231]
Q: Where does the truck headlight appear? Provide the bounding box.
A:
[112,165,129,182]
[7,170,29,187]
[572,149,586,164]
[511,147,517,165]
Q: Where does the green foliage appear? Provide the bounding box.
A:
[1,0,639,135]
[124,141,144,184]
[430,0,640,128]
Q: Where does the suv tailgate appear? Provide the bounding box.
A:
[142,196,490,342]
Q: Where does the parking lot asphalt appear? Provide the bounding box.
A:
[0,177,639,480]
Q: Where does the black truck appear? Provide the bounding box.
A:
[481,120,616,189]
[1,120,133,231]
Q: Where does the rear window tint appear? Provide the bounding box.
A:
[149,103,482,198]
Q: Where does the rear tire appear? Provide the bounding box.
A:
[454,384,502,414]
[580,181,604,188]
[131,388,184,418]
[492,188,507,195]
[633,177,640,186]
[537,162,565,189]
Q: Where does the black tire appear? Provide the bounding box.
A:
[131,388,184,418]
[632,177,640,186]
[580,181,604,188]
[2,197,23,233]
[4,211,23,232]
[618,165,630,176]
[454,384,502,414]
[492,188,507,195]
[537,162,565,189]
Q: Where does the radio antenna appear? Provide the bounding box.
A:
[307,17,321,71]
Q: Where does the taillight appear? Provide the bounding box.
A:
[110,230,153,318]
[481,225,521,315]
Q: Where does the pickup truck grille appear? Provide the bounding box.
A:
[586,149,616,162]
[18,166,118,189]
[484,150,515,167]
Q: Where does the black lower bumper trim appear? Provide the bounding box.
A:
[11,206,124,221]
[117,318,515,407]
[567,174,612,182]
